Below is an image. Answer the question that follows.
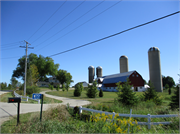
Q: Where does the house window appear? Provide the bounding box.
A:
[132,74,134,77]
[136,75,138,77]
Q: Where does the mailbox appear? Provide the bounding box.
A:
[8,97,21,103]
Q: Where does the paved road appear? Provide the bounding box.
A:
[0,90,91,126]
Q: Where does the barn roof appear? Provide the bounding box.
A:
[102,70,135,84]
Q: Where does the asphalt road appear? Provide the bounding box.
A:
[0,90,91,126]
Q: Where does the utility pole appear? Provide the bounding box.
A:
[20,40,34,96]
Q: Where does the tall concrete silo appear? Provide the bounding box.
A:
[120,55,129,73]
[148,47,163,92]
[88,66,95,83]
[96,66,102,78]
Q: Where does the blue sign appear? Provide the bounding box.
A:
[32,93,42,99]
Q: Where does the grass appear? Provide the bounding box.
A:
[1,104,179,133]
[0,91,62,104]
[1,87,179,133]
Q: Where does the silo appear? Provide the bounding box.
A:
[148,47,163,92]
[96,66,102,78]
[88,66,95,83]
[120,55,129,73]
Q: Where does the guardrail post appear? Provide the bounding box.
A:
[38,100,40,104]
[26,96,28,101]
[79,106,82,114]
[148,114,151,129]
[112,112,115,122]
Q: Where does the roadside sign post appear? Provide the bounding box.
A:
[8,97,21,126]
[32,93,43,122]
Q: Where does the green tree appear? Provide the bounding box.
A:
[1,82,7,89]
[169,85,179,110]
[116,79,138,107]
[56,69,73,89]
[165,84,169,90]
[168,88,171,95]
[143,82,158,101]
[143,82,162,105]
[8,84,12,89]
[27,64,39,86]
[12,53,59,81]
[74,83,82,97]
[62,84,65,92]
[86,81,98,98]
[10,77,18,89]
[56,84,60,91]
[99,88,103,97]
[162,76,175,88]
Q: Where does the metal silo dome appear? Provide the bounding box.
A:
[119,55,129,73]
[88,66,95,83]
[148,47,160,52]
[96,66,102,78]
[120,55,128,59]
[148,47,163,92]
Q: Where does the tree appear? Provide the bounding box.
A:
[143,82,162,105]
[86,81,98,98]
[162,76,175,88]
[165,84,169,90]
[56,69,73,88]
[99,88,103,97]
[62,84,65,92]
[74,83,82,97]
[12,53,59,81]
[116,79,138,107]
[8,84,12,89]
[10,77,18,89]
[168,88,171,95]
[27,64,39,86]
[143,82,158,101]
[1,82,7,89]
[169,85,179,110]
[56,85,60,91]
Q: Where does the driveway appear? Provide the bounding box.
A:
[0,90,91,126]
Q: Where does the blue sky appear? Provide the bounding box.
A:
[1,0,180,87]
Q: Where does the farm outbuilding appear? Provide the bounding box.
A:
[96,70,147,92]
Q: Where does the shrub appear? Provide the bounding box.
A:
[116,79,138,107]
[169,85,179,110]
[165,84,169,90]
[86,81,98,98]
[99,88,103,97]
[74,84,82,97]
[56,85,60,91]
[50,85,53,90]
[168,88,171,95]
[26,86,40,95]
[62,84,65,92]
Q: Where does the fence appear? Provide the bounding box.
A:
[68,105,179,129]
[14,91,40,104]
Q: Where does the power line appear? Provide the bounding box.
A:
[34,0,106,48]
[35,0,122,52]
[1,41,24,46]
[26,0,67,41]
[31,0,86,44]
[48,11,180,57]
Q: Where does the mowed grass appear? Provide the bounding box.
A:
[0,92,62,104]
[46,88,175,105]
[46,90,118,104]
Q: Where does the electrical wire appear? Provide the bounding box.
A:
[34,0,106,48]
[48,11,180,57]
[31,0,86,44]
[1,47,20,51]
[1,41,24,47]
[26,0,67,41]
[1,56,22,60]
[35,0,122,52]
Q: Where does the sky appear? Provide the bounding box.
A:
[1,0,180,87]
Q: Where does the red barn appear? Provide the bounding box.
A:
[97,70,144,91]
